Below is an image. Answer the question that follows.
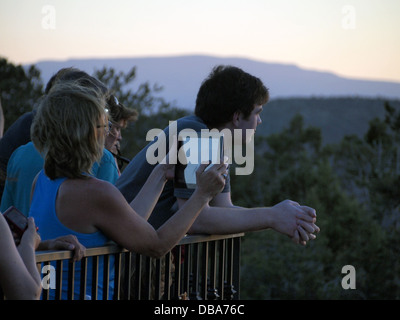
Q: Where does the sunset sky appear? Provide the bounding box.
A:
[1,0,400,82]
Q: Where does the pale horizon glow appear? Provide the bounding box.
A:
[1,0,400,82]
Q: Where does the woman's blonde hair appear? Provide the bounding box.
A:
[31,81,107,179]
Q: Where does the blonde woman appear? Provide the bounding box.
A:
[29,81,227,299]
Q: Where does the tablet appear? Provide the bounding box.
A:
[174,134,224,189]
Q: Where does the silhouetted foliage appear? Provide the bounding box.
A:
[0,57,43,131]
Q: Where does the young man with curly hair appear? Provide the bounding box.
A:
[117,65,319,244]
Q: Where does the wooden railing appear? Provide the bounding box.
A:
[34,233,244,300]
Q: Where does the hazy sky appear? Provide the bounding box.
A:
[1,0,400,82]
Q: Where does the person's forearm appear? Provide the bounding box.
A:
[187,200,317,241]
[129,165,166,219]
[188,205,274,235]
[17,243,42,298]
[37,239,53,250]
[153,189,212,256]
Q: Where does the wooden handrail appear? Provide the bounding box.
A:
[35,233,245,263]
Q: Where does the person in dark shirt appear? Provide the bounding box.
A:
[116,65,320,244]
[0,111,35,196]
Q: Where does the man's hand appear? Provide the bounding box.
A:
[271,200,320,245]
[38,235,86,261]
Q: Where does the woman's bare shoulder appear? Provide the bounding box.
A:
[59,177,125,209]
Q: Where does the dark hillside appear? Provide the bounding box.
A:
[259,97,400,144]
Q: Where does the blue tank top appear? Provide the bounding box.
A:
[29,170,114,300]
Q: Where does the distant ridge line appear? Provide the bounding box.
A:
[31,55,400,109]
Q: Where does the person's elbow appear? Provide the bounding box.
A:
[24,279,42,300]
[146,244,171,259]
[132,237,173,259]
[30,285,43,300]
[6,282,42,300]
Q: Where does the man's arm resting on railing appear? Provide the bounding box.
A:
[179,192,319,244]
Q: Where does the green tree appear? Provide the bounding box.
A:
[333,102,400,228]
[331,103,400,298]
[0,57,44,131]
[94,66,189,159]
[238,113,390,299]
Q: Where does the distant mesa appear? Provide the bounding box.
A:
[31,55,400,145]
[32,55,400,110]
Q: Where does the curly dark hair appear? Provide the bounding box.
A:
[195,65,269,128]
[106,94,138,124]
